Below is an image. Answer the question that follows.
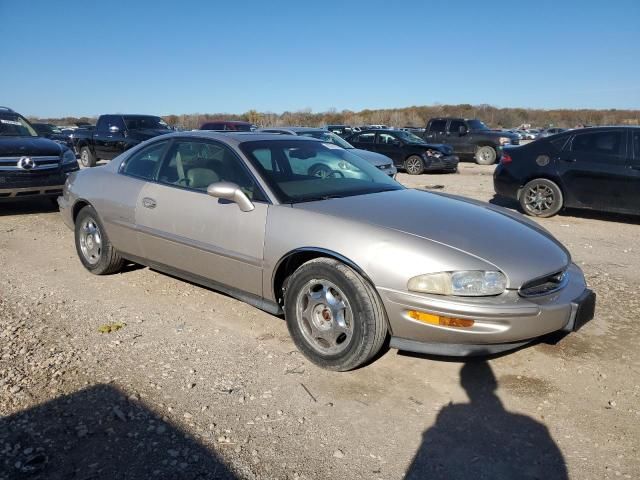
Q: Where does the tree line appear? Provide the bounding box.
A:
[31,104,640,130]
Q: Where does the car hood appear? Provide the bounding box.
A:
[294,188,570,288]
[0,136,63,157]
[349,148,393,166]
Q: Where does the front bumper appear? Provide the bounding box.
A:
[0,164,78,200]
[425,154,459,171]
[378,263,594,356]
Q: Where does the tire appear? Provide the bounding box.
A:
[518,178,564,218]
[79,146,97,168]
[74,205,124,274]
[284,258,388,371]
[404,155,425,175]
[475,145,497,165]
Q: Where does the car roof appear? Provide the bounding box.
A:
[261,127,325,133]
[162,130,321,146]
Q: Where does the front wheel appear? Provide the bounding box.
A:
[75,205,124,274]
[475,145,497,165]
[519,178,564,217]
[404,155,425,175]
[284,258,388,371]
[79,147,97,168]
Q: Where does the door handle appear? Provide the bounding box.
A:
[142,197,157,209]
[561,157,577,163]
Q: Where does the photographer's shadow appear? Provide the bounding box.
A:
[405,361,568,480]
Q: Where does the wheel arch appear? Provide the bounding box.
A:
[71,199,93,224]
[271,247,375,306]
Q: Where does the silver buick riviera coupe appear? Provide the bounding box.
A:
[59,132,595,371]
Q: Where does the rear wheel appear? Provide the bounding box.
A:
[475,145,497,165]
[79,147,97,168]
[519,178,563,217]
[404,155,425,175]
[284,258,388,371]
[75,205,124,274]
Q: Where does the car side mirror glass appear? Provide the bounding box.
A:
[109,125,120,134]
[207,181,255,212]
[458,126,467,135]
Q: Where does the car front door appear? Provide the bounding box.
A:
[424,119,446,143]
[445,119,472,154]
[628,130,640,213]
[557,129,633,211]
[347,132,377,152]
[94,115,125,160]
[135,138,269,296]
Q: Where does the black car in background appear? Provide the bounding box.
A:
[72,114,172,167]
[423,118,519,165]
[32,123,74,149]
[345,129,458,175]
[494,127,640,217]
[0,107,79,201]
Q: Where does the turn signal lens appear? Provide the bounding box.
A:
[408,310,474,328]
[501,153,512,164]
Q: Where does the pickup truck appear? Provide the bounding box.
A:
[423,117,519,165]
[73,114,171,167]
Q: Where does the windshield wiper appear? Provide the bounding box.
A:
[293,194,348,203]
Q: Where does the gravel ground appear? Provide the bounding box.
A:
[1,163,639,479]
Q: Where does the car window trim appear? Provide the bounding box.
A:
[148,137,272,204]
[119,138,171,182]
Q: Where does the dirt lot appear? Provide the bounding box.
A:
[1,164,639,479]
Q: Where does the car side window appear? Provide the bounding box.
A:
[122,140,169,180]
[354,132,375,143]
[448,120,466,133]
[377,133,400,146]
[429,120,447,133]
[158,140,265,201]
[633,131,640,161]
[571,131,624,156]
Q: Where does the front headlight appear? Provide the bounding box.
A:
[337,161,356,171]
[425,149,443,158]
[499,137,512,145]
[407,271,507,296]
[61,149,77,164]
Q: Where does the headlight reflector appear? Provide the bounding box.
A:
[408,271,507,296]
[499,137,512,145]
[62,149,77,164]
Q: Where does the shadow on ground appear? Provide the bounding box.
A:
[0,384,236,480]
[405,361,568,480]
[0,198,59,217]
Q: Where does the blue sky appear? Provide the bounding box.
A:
[1,0,639,117]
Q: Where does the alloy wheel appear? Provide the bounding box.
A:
[524,184,555,214]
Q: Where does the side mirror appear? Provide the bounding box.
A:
[458,126,468,136]
[109,125,120,134]
[207,181,255,212]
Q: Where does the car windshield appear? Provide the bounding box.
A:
[240,139,402,203]
[34,124,61,135]
[297,131,354,149]
[394,130,426,144]
[467,119,490,130]
[123,116,170,130]
[0,113,38,137]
